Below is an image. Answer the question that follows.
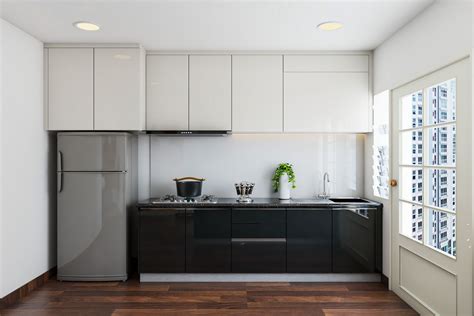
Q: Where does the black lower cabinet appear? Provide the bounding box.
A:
[186,208,231,272]
[139,208,186,273]
[332,208,376,273]
[231,209,286,272]
[287,209,332,273]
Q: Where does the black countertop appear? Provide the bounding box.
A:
[138,197,382,209]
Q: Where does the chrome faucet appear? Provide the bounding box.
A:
[318,172,331,199]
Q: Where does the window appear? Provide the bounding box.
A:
[399,79,457,257]
[372,91,390,199]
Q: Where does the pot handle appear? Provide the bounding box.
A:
[173,177,206,182]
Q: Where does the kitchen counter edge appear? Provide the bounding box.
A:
[137,198,382,209]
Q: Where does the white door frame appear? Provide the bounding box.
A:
[391,58,472,315]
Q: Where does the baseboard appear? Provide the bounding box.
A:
[0,267,57,309]
[381,274,389,288]
[140,273,382,283]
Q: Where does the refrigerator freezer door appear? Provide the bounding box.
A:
[58,172,127,281]
[58,133,130,172]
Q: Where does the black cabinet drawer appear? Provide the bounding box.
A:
[186,209,231,273]
[232,209,286,238]
[232,238,286,273]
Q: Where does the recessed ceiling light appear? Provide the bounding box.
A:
[73,21,100,31]
[317,21,343,31]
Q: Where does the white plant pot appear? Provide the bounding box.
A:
[278,173,291,200]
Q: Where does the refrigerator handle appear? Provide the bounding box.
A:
[58,172,63,193]
[58,150,63,172]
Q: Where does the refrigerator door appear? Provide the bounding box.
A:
[58,133,130,172]
[58,172,127,281]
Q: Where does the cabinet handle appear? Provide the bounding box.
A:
[231,238,286,243]
[390,179,398,187]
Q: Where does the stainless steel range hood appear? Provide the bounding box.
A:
[146,130,231,136]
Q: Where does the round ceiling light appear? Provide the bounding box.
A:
[317,21,343,31]
[73,21,100,31]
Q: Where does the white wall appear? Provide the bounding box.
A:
[0,19,54,298]
[374,0,472,94]
[149,134,365,198]
[370,0,473,279]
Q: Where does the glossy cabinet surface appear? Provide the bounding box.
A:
[146,55,189,130]
[284,72,370,132]
[232,55,283,132]
[287,209,332,273]
[48,48,94,130]
[139,208,186,273]
[231,209,286,272]
[189,55,231,130]
[138,206,381,274]
[332,208,376,273]
[94,48,145,131]
[186,209,231,273]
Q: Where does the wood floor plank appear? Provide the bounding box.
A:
[1,278,418,316]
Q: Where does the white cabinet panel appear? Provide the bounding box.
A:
[48,48,93,130]
[232,55,283,133]
[284,55,369,72]
[94,48,145,131]
[147,55,188,130]
[189,55,231,130]
[284,72,370,132]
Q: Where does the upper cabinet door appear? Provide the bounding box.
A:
[94,48,145,131]
[147,55,188,130]
[48,48,94,130]
[284,55,369,72]
[284,72,369,132]
[283,54,370,133]
[189,55,231,130]
[232,55,283,133]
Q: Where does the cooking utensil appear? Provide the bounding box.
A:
[235,181,255,203]
[174,177,205,197]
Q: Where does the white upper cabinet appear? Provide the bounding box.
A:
[94,48,145,131]
[283,54,371,133]
[189,55,231,130]
[232,55,283,133]
[284,55,369,72]
[147,55,188,130]
[48,48,94,130]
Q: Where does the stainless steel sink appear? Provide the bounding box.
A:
[328,197,370,203]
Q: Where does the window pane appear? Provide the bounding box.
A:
[426,125,456,166]
[401,91,423,130]
[427,209,456,257]
[400,202,423,242]
[400,130,423,165]
[400,167,423,203]
[426,168,456,212]
[427,79,456,125]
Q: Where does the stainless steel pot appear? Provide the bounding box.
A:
[173,177,205,197]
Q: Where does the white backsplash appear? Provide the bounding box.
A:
[145,134,366,199]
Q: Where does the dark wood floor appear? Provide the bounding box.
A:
[1,278,418,316]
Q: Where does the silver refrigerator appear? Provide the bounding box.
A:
[57,132,137,281]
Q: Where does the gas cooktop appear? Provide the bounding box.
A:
[151,195,218,204]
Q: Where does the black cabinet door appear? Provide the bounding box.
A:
[186,208,231,273]
[287,209,332,273]
[332,208,376,273]
[139,208,185,273]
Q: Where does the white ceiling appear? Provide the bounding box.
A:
[1,0,434,51]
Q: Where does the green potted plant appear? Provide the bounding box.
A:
[272,163,296,200]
